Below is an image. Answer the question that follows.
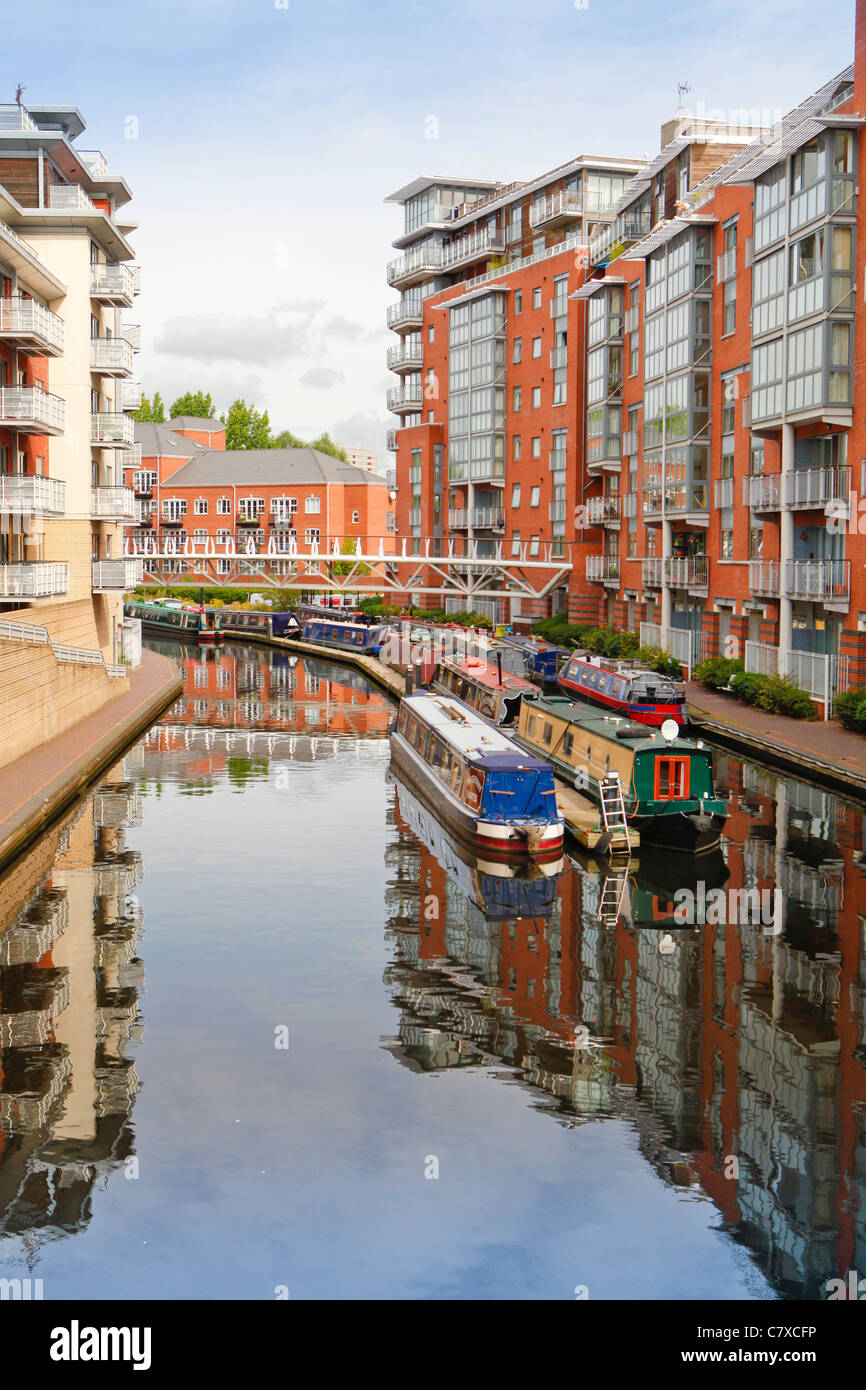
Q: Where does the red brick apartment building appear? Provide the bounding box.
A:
[124,420,394,583]
[386,0,866,704]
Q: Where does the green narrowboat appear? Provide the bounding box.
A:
[513,691,727,853]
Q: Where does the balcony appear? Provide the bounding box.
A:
[409,507,422,527]
[386,430,398,452]
[387,385,423,414]
[92,559,144,592]
[387,342,423,372]
[590,209,653,267]
[449,506,505,530]
[440,227,505,271]
[386,469,397,490]
[91,413,135,447]
[123,323,141,352]
[120,380,142,411]
[586,555,620,585]
[91,486,137,522]
[387,297,424,331]
[0,297,65,355]
[622,429,638,457]
[0,386,65,435]
[585,495,620,526]
[90,338,134,376]
[387,243,444,289]
[714,477,734,509]
[549,296,569,320]
[549,345,568,369]
[119,442,142,471]
[784,558,850,602]
[744,474,781,511]
[642,557,663,587]
[749,560,780,596]
[91,263,137,306]
[238,513,265,527]
[529,191,583,230]
[783,465,850,511]
[549,449,568,473]
[0,561,68,598]
[49,183,97,212]
[0,475,65,515]
[665,556,709,592]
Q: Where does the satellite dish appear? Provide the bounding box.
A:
[661,718,680,743]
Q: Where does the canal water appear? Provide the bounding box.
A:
[0,636,862,1301]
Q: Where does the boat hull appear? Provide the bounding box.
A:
[558,676,685,727]
[389,733,564,862]
[630,810,725,854]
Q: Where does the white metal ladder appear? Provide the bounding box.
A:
[598,867,629,926]
[599,775,631,852]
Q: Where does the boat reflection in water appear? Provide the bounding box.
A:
[390,769,565,921]
[0,762,143,1254]
[383,753,866,1301]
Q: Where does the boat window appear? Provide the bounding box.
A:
[428,733,447,771]
[654,756,689,800]
[526,713,536,736]
[563,732,574,757]
[397,707,409,735]
[586,744,592,762]
[542,722,553,746]
[451,759,464,796]
[604,755,611,773]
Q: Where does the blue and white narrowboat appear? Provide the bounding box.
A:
[390,693,564,861]
[558,652,687,728]
[303,615,390,655]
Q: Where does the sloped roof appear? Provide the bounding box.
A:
[165,447,388,488]
[135,422,209,459]
[167,416,225,431]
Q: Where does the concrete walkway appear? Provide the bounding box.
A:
[686,681,866,799]
[0,648,182,871]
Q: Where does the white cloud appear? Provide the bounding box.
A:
[300,367,346,389]
[154,314,310,364]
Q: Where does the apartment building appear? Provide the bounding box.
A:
[126,419,394,582]
[386,0,866,706]
[0,101,142,765]
[341,445,381,475]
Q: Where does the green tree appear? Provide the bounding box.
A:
[310,431,347,461]
[271,427,306,449]
[134,391,166,423]
[169,390,215,419]
[221,399,273,450]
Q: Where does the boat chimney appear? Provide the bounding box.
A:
[496,651,503,685]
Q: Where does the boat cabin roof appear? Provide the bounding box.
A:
[403,693,550,768]
[563,652,681,684]
[441,655,535,693]
[522,693,701,753]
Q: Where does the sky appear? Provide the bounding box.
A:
[3,0,856,461]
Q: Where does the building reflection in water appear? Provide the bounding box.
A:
[383,755,866,1301]
[0,764,143,1258]
[140,640,393,783]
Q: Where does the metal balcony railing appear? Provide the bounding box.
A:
[120,380,142,411]
[622,429,638,456]
[716,246,737,283]
[665,555,709,589]
[0,475,65,515]
[122,323,141,352]
[91,263,136,305]
[119,442,142,471]
[0,562,68,598]
[585,495,620,525]
[714,477,734,509]
[387,297,424,330]
[586,555,620,583]
[90,338,134,375]
[91,413,135,446]
[92,559,144,591]
[91,486,137,521]
[386,385,423,412]
[386,342,423,371]
[441,226,505,269]
[387,244,444,287]
[408,507,422,527]
[783,465,850,510]
[749,559,780,596]
[549,449,568,473]
[550,345,568,369]
[0,297,65,354]
[642,556,663,587]
[529,191,583,229]
[784,558,850,601]
[744,474,781,511]
[0,386,65,434]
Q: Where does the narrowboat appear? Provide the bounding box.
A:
[124,600,224,646]
[390,693,564,861]
[302,614,391,655]
[513,692,726,853]
[429,655,536,727]
[212,607,299,638]
[558,651,687,727]
[391,769,564,918]
[500,634,569,689]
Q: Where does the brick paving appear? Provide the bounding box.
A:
[0,648,182,867]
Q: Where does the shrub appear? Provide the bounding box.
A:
[728,669,816,720]
[834,687,866,733]
[636,645,682,678]
[694,656,745,690]
[729,670,766,706]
